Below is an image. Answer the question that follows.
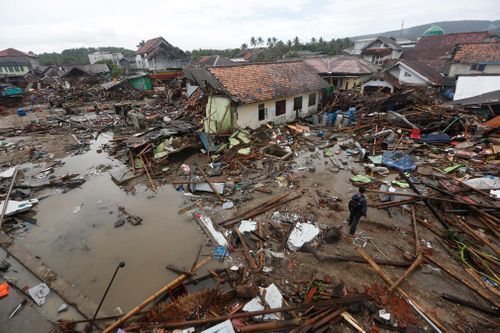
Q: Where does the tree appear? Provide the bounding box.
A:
[137,40,145,48]
[287,40,293,48]
[96,60,123,77]
[257,37,264,46]
[293,36,300,50]
[310,37,316,44]
[241,43,248,50]
[267,37,273,48]
[250,37,257,48]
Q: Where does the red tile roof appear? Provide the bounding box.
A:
[452,41,500,63]
[208,61,328,104]
[136,37,163,54]
[402,31,496,71]
[0,48,36,58]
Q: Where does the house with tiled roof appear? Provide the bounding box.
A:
[401,31,498,73]
[360,59,442,94]
[0,48,39,77]
[194,55,235,67]
[135,37,188,70]
[360,36,403,65]
[304,56,379,90]
[448,41,500,76]
[184,61,328,131]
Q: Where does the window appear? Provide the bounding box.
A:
[275,100,286,116]
[308,93,316,106]
[404,71,411,77]
[477,64,486,71]
[345,81,349,89]
[258,104,266,121]
[293,96,302,110]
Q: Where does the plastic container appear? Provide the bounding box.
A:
[16,108,26,117]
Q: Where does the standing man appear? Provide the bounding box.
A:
[347,186,367,236]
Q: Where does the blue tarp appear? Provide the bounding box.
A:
[382,151,417,172]
[419,133,451,144]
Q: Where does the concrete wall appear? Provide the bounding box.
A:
[448,63,500,76]
[205,96,232,133]
[88,52,123,65]
[0,64,29,76]
[235,91,320,129]
[388,65,428,85]
[135,54,186,70]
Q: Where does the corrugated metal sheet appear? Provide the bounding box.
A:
[454,75,500,100]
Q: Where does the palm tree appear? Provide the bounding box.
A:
[310,37,316,44]
[287,40,293,48]
[257,37,264,46]
[241,43,248,50]
[267,37,272,47]
[250,37,257,48]
[293,36,300,50]
[272,37,277,44]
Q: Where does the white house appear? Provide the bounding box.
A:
[184,61,328,133]
[448,41,500,77]
[88,51,123,65]
[360,37,403,65]
[135,37,188,70]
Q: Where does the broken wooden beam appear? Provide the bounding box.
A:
[441,293,499,316]
[389,253,423,292]
[356,248,448,333]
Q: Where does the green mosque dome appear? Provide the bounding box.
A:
[423,25,445,36]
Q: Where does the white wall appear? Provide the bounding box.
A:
[449,63,500,77]
[361,79,394,93]
[454,75,500,100]
[88,52,123,64]
[388,64,428,85]
[235,92,320,129]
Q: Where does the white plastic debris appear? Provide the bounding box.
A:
[222,201,234,210]
[57,303,68,313]
[238,220,257,233]
[0,200,34,216]
[490,189,500,199]
[242,283,283,320]
[73,205,81,214]
[379,309,391,320]
[464,176,500,190]
[195,214,228,246]
[28,283,50,306]
[287,222,320,251]
[0,167,16,178]
[200,319,234,333]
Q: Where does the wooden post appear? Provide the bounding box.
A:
[102,256,211,333]
[196,164,223,202]
[0,167,18,230]
[356,248,448,333]
[411,206,421,255]
[233,226,259,272]
[389,253,423,292]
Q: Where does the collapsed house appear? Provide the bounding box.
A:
[184,61,328,132]
[135,37,189,70]
[360,36,404,65]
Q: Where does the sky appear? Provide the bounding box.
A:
[1,0,499,54]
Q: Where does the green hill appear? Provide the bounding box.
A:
[352,20,500,40]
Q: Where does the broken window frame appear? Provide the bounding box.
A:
[258,103,266,121]
[275,100,286,116]
[293,96,302,111]
[308,93,316,106]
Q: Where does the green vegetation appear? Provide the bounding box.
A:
[95,60,123,77]
[38,47,135,66]
[188,36,353,62]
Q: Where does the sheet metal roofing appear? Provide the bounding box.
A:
[304,56,379,75]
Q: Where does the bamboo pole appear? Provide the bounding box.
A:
[356,248,448,333]
[102,256,211,333]
[234,226,259,272]
[389,253,423,292]
[411,205,421,255]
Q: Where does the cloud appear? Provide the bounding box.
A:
[0,0,498,53]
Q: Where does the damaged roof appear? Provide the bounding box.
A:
[452,41,500,63]
[305,56,379,75]
[207,61,328,104]
[0,48,37,58]
[363,36,402,50]
[391,60,443,85]
[136,37,185,59]
[195,55,235,67]
[402,31,497,71]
